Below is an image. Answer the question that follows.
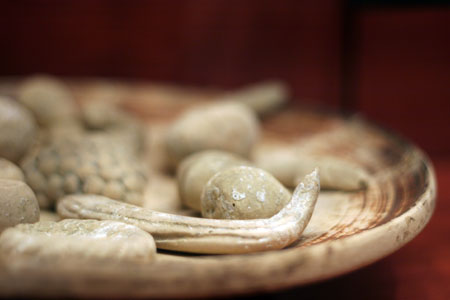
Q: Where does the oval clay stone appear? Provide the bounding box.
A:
[0,158,25,182]
[177,150,250,211]
[0,179,40,232]
[0,97,36,163]
[201,166,291,220]
[17,76,77,126]
[165,102,260,164]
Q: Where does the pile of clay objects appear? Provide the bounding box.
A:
[0,76,367,264]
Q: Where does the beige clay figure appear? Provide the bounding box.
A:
[177,150,250,211]
[17,75,78,126]
[201,166,292,220]
[0,97,37,163]
[219,80,289,116]
[15,76,147,209]
[21,135,147,208]
[0,179,39,232]
[81,98,144,153]
[0,158,25,182]
[254,143,367,191]
[57,170,320,254]
[0,219,156,263]
[165,101,260,165]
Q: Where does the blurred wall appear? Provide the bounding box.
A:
[0,0,449,156]
[354,7,450,156]
[0,0,342,107]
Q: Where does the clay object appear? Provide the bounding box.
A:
[144,171,181,213]
[254,144,367,191]
[39,210,60,222]
[165,102,260,164]
[202,166,292,220]
[220,80,289,116]
[177,150,251,211]
[0,158,25,181]
[21,134,147,208]
[0,97,37,163]
[0,219,156,263]
[57,170,320,254]
[81,99,144,154]
[17,75,78,126]
[0,179,39,232]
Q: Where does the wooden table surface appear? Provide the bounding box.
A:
[235,157,450,300]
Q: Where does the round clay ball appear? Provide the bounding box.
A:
[165,101,260,164]
[17,75,77,126]
[0,96,37,163]
[0,179,40,232]
[0,158,25,181]
[177,150,250,211]
[201,166,291,220]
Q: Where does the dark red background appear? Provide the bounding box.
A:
[0,1,449,299]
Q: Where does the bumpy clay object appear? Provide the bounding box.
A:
[177,151,250,211]
[0,219,156,263]
[0,158,25,181]
[0,179,39,232]
[0,97,36,163]
[21,135,147,208]
[165,102,260,164]
[57,170,320,254]
[201,166,291,220]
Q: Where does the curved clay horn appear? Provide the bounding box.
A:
[57,169,320,254]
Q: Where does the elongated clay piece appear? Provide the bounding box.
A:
[0,219,156,263]
[201,166,291,220]
[57,170,319,254]
[219,81,289,116]
[177,150,250,211]
[165,101,260,164]
[293,156,367,190]
[254,144,367,191]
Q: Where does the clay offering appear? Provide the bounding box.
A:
[0,179,39,232]
[201,166,292,220]
[0,219,156,263]
[0,158,25,182]
[165,102,260,164]
[0,97,36,163]
[177,150,250,211]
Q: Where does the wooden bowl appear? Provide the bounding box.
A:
[0,80,436,298]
